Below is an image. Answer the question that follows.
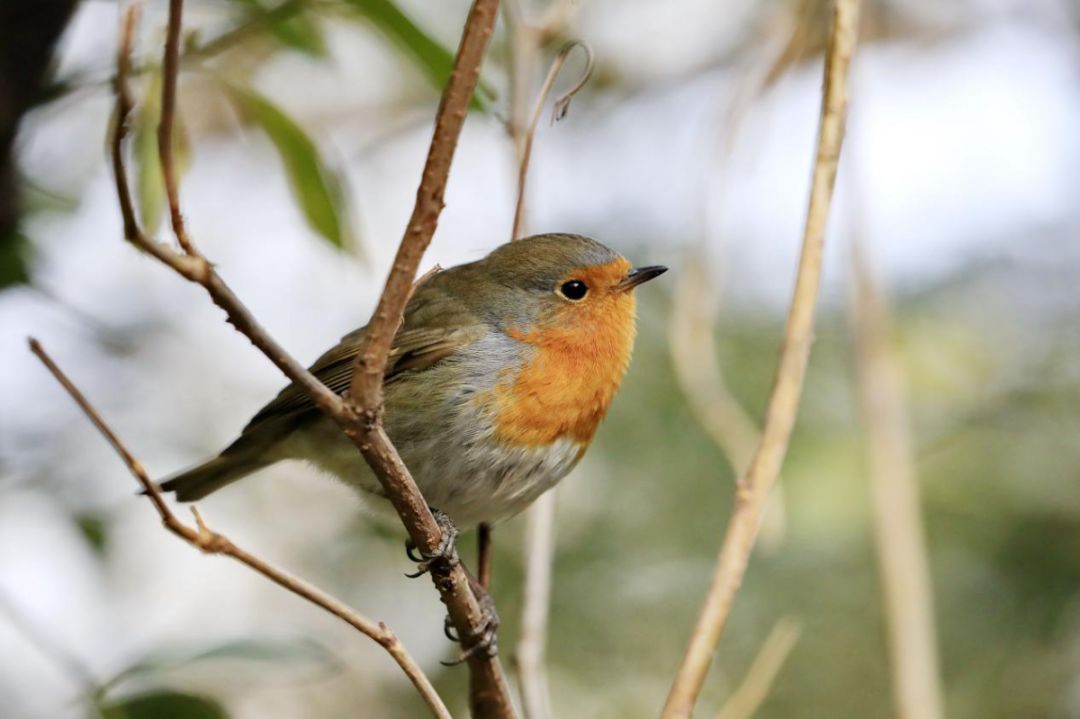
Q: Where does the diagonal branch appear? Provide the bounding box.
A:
[28,339,451,719]
[661,1,862,716]
[110,1,514,715]
[714,617,801,719]
[111,6,341,415]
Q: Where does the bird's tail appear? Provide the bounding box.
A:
[158,452,273,501]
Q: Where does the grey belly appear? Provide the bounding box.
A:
[279,414,582,526]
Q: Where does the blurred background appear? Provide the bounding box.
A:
[2,0,1079,716]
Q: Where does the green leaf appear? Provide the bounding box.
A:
[0,230,31,289]
[100,690,227,719]
[236,0,327,57]
[225,84,352,251]
[75,513,108,557]
[342,0,494,109]
[268,13,327,56]
[188,637,338,666]
[135,72,191,235]
[106,637,339,688]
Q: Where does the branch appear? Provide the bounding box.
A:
[348,0,499,410]
[158,0,195,255]
[333,1,514,714]
[513,491,556,719]
[477,522,494,590]
[661,1,862,716]
[111,6,342,416]
[503,25,593,718]
[851,247,944,719]
[714,618,801,719]
[668,252,786,550]
[27,339,450,719]
[510,41,593,241]
[111,1,515,715]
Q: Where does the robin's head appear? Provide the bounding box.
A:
[458,234,666,447]
[466,233,667,331]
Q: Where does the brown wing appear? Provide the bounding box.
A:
[242,322,476,434]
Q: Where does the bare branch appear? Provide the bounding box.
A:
[110,8,341,416]
[477,522,494,591]
[158,0,196,255]
[661,1,862,716]
[110,1,515,714]
[0,589,97,693]
[28,339,451,719]
[349,0,499,411]
[851,246,944,719]
[502,24,588,718]
[513,491,557,719]
[668,254,786,550]
[511,41,593,241]
[335,1,515,713]
[715,618,801,719]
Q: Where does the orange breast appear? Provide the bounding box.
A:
[487,272,638,448]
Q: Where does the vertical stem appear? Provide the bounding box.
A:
[478,522,494,590]
[661,1,862,715]
[158,0,195,255]
[515,491,557,719]
[851,247,945,719]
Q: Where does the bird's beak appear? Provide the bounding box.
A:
[617,265,668,292]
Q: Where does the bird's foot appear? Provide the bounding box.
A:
[442,568,500,664]
[404,508,459,579]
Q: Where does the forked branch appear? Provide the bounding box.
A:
[109,1,514,715]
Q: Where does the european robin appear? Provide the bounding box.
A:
[160,233,667,526]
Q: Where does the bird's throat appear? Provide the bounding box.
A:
[488,292,637,447]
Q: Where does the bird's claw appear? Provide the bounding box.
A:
[404,508,459,579]
[443,614,460,642]
[441,577,500,665]
[441,607,500,666]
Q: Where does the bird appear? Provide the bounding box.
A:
[160,233,666,528]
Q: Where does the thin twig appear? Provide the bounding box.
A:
[477,522,494,591]
[669,255,761,470]
[513,490,557,719]
[669,7,803,551]
[502,19,585,718]
[111,8,341,414]
[851,246,944,719]
[715,618,801,719]
[112,1,515,715]
[510,41,592,241]
[668,252,787,549]
[661,2,861,716]
[28,339,451,719]
[0,590,98,693]
[158,0,195,255]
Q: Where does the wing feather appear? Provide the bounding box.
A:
[242,288,479,433]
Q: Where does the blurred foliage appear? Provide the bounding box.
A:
[236,0,329,58]
[100,691,227,719]
[10,0,498,262]
[134,71,192,236]
[102,636,339,690]
[0,230,31,288]
[74,512,108,557]
[225,83,353,252]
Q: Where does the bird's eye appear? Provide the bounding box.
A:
[557,280,589,301]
